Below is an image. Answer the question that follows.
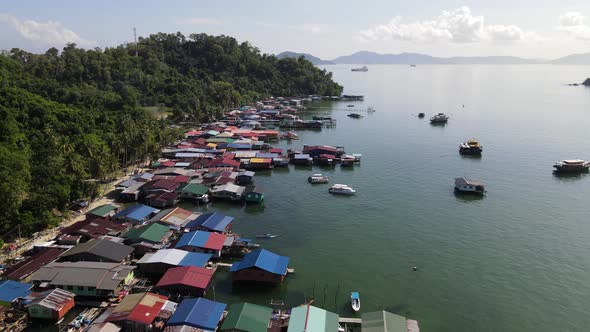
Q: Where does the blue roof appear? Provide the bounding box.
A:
[179,252,213,267]
[175,231,211,249]
[227,142,252,149]
[351,292,359,299]
[255,153,279,159]
[185,212,234,232]
[229,249,289,275]
[167,298,226,330]
[114,204,158,222]
[0,280,32,303]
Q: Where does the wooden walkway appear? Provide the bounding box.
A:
[213,262,295,274]
[339,317,362,324]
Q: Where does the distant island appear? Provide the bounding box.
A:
[277,50,590,65]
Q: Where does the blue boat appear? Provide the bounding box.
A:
[351,292,360,312]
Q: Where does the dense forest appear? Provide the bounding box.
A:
[0,32,343,237]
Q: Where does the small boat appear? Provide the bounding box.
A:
[351,292,360,312]
[351,66,368,72]
[329,184,356,195]
[347,113,362,119]
[347,104,355,107]
[256,233,279,239]
[418,113,425,118]
[308,174,329,184]
[410,64,416,67]
[454,177,485,195]
[430,113,449,123]
[367,107,376,112]
[312,116,334,121]
[553,159,590,173]
[281,131,299,140]
[459,139,483,155]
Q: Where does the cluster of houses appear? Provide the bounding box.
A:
[0,200,313,331]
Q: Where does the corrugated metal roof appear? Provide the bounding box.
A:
[3,248,66,280]
[0,280,32,302]
[87,204,119,217]
[287,305,339,332]
[167,298,226,330]
[175,231,227,251]
[114,205,158,222]
[156,266,214,290]
[123,223,169,243]
[185,212,234,232]
[31,262,136,291]
[107,292,169,325]
[137,249,211,267]
[60,238,134,262]
[88,322,121,332]
[220,302,272,332]
[361,311,408,332]
[178,183,209,196]
[25,288,75,310]
[229,249,289,275]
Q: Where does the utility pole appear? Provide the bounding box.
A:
[133,27,138,57]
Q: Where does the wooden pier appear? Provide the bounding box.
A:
[213,262,295,274]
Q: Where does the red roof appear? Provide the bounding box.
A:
[207,158,240,168]
[60,218,130,238]
[223,153,236,160]
[3,248,66,280]
[319,154,337,159]
[160,161,175,167]
[269,148,282,154]
[145,179,180,191]
[303,145,338,153]
[173,175,190,183]
[107,292,168,325]
[205,232,227,250]
[146,191,179,202]
[156,266,215,290]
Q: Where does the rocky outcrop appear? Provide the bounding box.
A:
[583,78,590,86]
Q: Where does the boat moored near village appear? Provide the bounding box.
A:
[347,113,362,119]
[553,159,590,173]
[329,184,356,195]
[454,177,486,195]
[308,174,329,184]
[418,113,425,118]
[351,292,360,312]
[351,66,368,72]
[459,139,483,155]
[430,113,449,124]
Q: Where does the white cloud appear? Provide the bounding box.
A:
[0,13,95,48]
[558,12,590,40]
[359,6,540,43]
[176,17,223,25]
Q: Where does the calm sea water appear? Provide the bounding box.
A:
[199,65,590,332]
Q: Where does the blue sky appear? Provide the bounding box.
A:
[1,0,590,59]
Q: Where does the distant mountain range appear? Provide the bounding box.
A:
[277,51,590,65]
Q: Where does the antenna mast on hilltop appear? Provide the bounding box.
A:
[133,27,138,57]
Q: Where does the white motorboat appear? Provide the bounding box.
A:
[351,66,368,72]
[351,292,360,312]
[308,174,329,184]
[329,184,356,195]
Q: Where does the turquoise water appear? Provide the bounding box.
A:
[200,65,590,332]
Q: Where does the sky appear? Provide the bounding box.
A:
[1,0,590,59]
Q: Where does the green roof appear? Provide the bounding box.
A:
[179,183,209,196]
[206,137,235,143]
[87,204,118,217]
[287,305,339,332]
[361,311,407,332]
[220,303,272,332]
[123,223,169,243]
